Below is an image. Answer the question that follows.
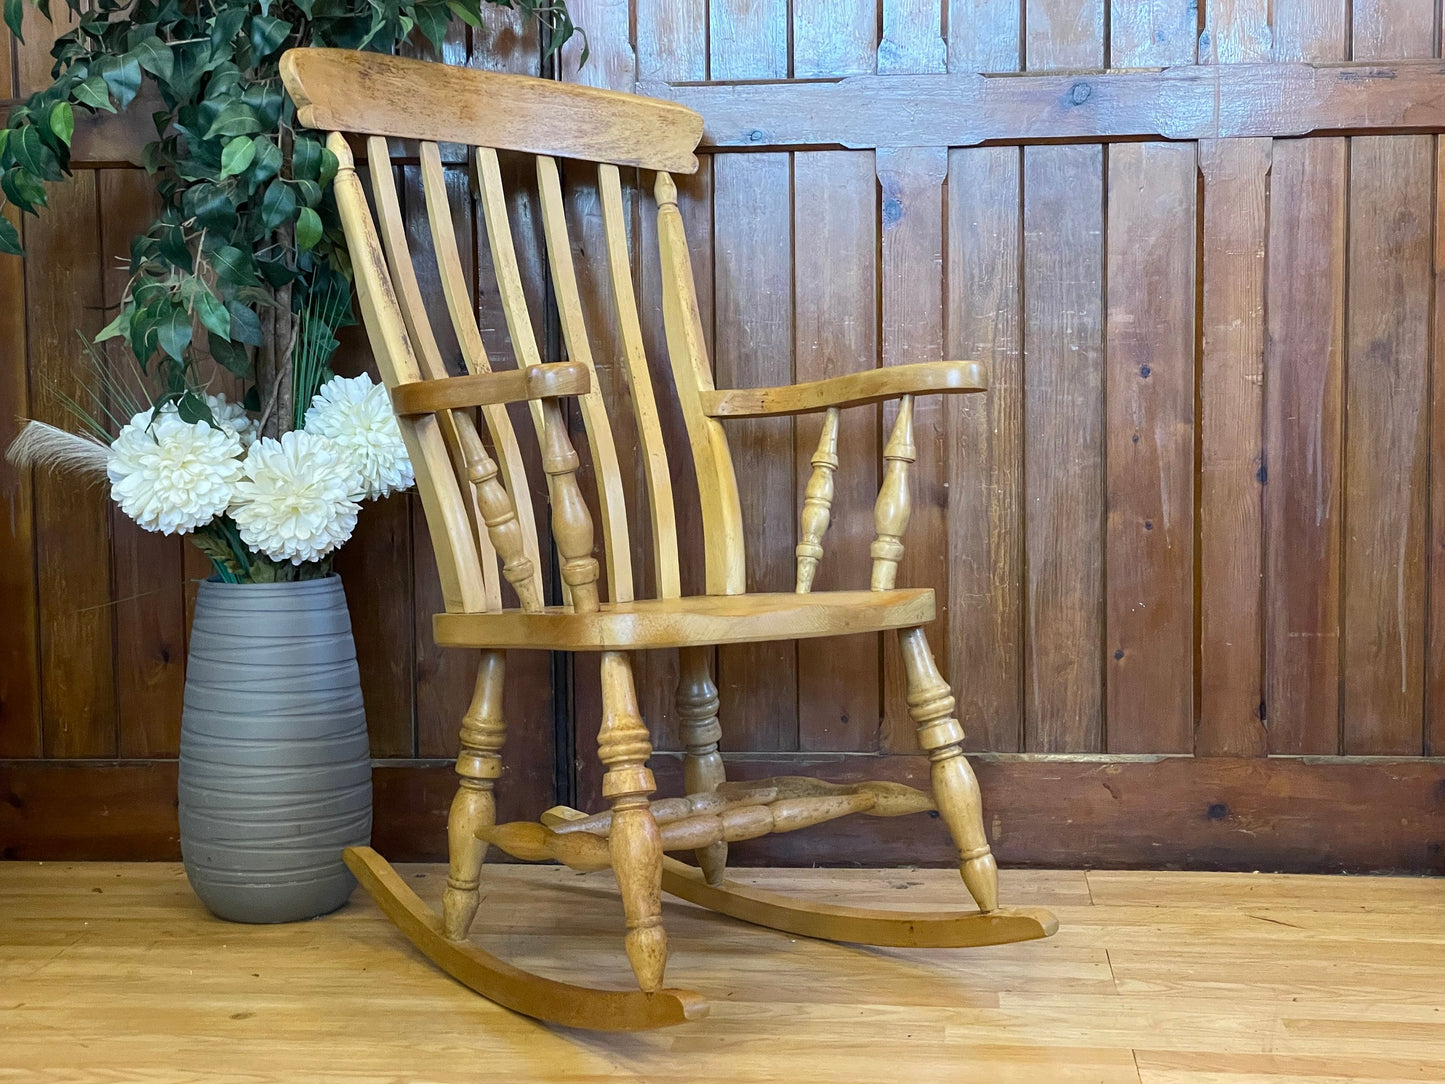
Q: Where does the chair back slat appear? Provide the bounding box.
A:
[419,142,546,608]
[326,133,489,613]
[366,137,505,610]
[536,153,635,605]
[597,163,682,599]
[653,172,747,595]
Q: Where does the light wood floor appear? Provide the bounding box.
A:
[1,862,1442,1082]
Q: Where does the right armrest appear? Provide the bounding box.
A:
[390,362,590,416]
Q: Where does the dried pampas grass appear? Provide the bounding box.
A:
[5,419,112,482]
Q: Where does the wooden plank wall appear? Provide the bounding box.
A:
[4,0,1445,870]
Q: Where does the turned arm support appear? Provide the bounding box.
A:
[699,361,985,419]
[390,362,590,416]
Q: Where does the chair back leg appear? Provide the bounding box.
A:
[676,646,728,884]
[442,650,507,939]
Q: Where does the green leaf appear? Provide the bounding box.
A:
[295,206,322,251]
[203,101,261,140]
[259,178,296,231]
[412,0,448,49]
[293,178,322,208]
[157,305,193,362]
[72,76,116,113]
[48,102,75,147]
[183,182,236,233]
[290,137,322,182]
[0,214,21,257]
[249,14,292,57]
[3,0,23,45]
[249,137,282,182]
[210,333,251,376]
[175,391,215,426]
[219,136,256,179]
[131,36,174,82]
[317,147,339,188]
[193,288,231,340]
[210,244,256,287]
[226,300,263,345]
[94,307,130,342]
[13,127,63,183]
[1,166,48,212]
[98,55,142,111]
[444,0,482,29]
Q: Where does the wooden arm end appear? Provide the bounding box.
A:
[701,360,986,418]
[391,362,590,416]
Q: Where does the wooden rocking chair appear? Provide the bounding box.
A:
[280,49,1057,1031]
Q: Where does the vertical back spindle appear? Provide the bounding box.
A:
[871,395,916,591]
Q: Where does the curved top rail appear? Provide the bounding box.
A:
[280,49,703,173]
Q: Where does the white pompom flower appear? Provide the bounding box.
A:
[204,392,259,448]
[303,373,413,500]
[229,430,363,565]
[108,409,244,535]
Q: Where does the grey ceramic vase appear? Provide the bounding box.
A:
[179,575,372,923]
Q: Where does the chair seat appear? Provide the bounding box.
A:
[433,589,935,651]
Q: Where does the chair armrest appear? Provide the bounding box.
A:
[390,362,589,416]
[700,360,986,419]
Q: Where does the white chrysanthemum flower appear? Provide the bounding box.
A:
[152,392,258,447]
[205,393,259,448]
[303,373,413,499]
[108,409,244,535]
[229,431,363,565]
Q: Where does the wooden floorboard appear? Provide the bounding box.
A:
[1,864,1442,1081]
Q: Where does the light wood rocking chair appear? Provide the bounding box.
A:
[280,49,1057,1031]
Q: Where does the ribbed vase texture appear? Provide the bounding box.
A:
[179,576,372,923]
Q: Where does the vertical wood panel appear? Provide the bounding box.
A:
[1431,135,1445,757]
[709,0,788,80]
[1103,142,1196,753]
[712,151,797,752]
[793,0,876,77]
[27,174,117,757]
[0,201,39,758]
[877,1,948,753]
[948,0,1023,753]
[1264,0,1349,754]
[1341,0,1434,755]
[1196,136,1271,756]
[793,149,880,752]
[101,170,186,759]
[1022,0,1105,752]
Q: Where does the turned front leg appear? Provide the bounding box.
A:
[599,651,667,992]
[442,650,506,940]
[677,646,727,885]
[897,626,998,913]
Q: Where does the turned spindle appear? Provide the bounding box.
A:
[441,650,507,940]
[796,407,840,593]
[540,397,600,614]
[676,646,727,884]
[871,394,916,591]
[598,651,666,991]
[547,788,780,836]
[898,626,997,913]
[461,435,541,612]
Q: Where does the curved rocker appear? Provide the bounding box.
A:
[344,847,709,1030]
[660,858,1057,949]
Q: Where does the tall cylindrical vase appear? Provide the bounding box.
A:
[179,576,372,923]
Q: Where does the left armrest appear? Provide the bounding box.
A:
[700,360,986,419]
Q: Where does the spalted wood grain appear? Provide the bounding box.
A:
[876,146,949,755]
[652,60,1445,151]
[15,755,1440,873]
[0,202,39,758]
[712,152,797,752]
[1263,138,1347,754]
[1196,137,1270,757]
[792,150,880,753]
[1103,142,1195,753]
[1022,145,1104,753]
[1340,0,1433,756]
[27,175,117,758]
[101,170,185,759]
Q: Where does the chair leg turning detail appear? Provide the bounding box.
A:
[442,649,507,940]
[898,626,999,914]
[599,651,668,992]
[676,646,728,885]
